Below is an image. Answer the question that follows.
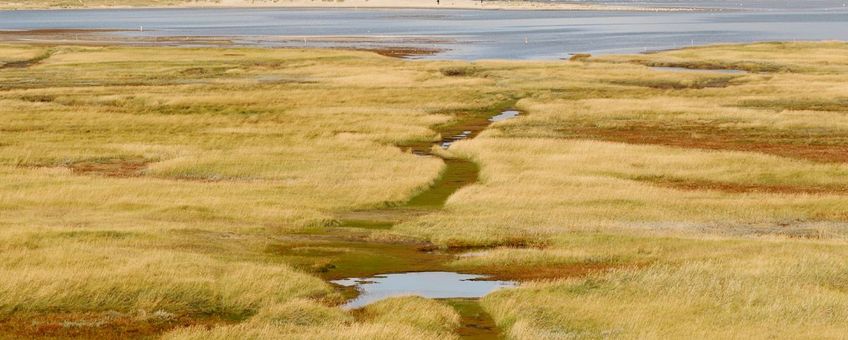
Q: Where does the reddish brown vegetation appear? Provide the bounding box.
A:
[0,312,228,339]
[550,122,848,163]
[636,176,848,195]
[69,157,149,177]
[444,238,547,252]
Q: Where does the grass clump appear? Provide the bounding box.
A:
[439,65,479,77]
[162,297,459,339]
[0,241,338,318]
[483,237,848,338]
[251,300,353,327]
[355,296,461,335]
[610,75,738,89]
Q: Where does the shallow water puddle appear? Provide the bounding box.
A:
[650,66,748,74]
[488,110,520,123]
[332,271,516,309]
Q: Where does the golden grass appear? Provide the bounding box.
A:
[162,297,459,339]
[399,137,848,246]
[354,296,461,334]
[481,234,848,339]
[0,44,508,338]
[0,45,48,66]
[3,41,848,338]
[592,41,848,74]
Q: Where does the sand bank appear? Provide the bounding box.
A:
[0,0,707,12]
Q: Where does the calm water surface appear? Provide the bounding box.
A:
[332,271,516,309]
[1,6,847,59]
[489,110,521,122]
[566,0,848,10]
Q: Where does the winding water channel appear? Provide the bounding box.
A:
[314,106,521,337]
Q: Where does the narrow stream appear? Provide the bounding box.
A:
[332,108,521,300]
[403,107,518,208]
[321,106,522,338]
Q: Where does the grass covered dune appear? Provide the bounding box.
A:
[2,42,848,338]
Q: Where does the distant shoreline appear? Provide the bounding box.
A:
[0,0,715,12]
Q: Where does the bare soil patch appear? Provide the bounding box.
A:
[543,122,848,163]
[69,157,149,177]
[635,175,848,195]
[0,312,228,339]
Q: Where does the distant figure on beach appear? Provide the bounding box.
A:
[437,0,439,4]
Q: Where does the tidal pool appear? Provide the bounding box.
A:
[331,271,517,309]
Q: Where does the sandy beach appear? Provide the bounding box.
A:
[0,0,705,12]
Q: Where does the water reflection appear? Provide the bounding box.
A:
[332,271,516,309]
[489,110,520,123]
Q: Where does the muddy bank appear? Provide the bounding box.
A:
[356,46,443,59]
[0,29,448,59]
[0,312,231,340]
